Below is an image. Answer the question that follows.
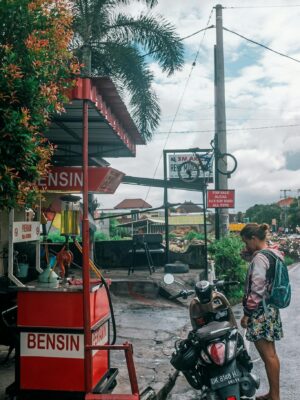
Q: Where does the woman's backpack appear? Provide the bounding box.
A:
[260,249,291,309]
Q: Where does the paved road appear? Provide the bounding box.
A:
[167,263,300,400]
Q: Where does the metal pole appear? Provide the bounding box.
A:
[82,98,92,392]
[215,4,229,237]
[203,186,208,280]
[163,150,169,264]
[214,45,220,240]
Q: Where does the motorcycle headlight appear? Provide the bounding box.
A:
[207,342,226,366]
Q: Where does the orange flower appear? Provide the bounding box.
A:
[6,64,23,79]
[20,108,31,128]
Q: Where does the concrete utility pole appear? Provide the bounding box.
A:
[214,4,229,238]
[280,189,291,230]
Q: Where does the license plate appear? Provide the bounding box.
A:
[210,369,241,390]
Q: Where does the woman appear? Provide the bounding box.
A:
[240,223,283,400]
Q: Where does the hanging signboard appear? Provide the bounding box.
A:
[38,167,124,194]
[13,222,40,243]
[207,190,235,208]
[168,153,213,182]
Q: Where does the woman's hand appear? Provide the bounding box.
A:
[240,315,249,329]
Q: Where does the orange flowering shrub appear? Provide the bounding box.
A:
[0,0,79,209]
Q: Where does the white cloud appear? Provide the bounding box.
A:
[99,1,300,212]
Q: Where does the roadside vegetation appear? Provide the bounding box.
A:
[209,235,248,304]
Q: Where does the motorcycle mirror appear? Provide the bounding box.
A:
[163,273,175,285]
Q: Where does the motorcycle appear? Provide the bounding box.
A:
[164,274,259,400]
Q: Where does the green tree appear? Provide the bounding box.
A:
[287,199,300,229]
[0,0,79,209]
[245,203,282,225]
[71,0,184,141]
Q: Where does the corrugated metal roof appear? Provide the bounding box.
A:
[117,214,209,227]
[155,215,205,225]
[46,77,144,167]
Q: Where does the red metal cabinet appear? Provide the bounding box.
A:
[18,284,110,392]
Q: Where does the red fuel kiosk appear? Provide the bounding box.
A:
[18,284,111,394]
[6,77,144,400]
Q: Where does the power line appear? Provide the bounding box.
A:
[225,5,300,8]
[143,8,214,203]
[179,25,214,42]
[157,123,300,135]
[142,25,214,58]
[223,27,300,64]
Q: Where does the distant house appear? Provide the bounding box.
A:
[117,214,212,235]
[175,201,203,214]
[114,199,152,210]
[276,197,295,208]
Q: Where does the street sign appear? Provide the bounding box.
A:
[38,167,124,193]
[207,190,235,208]
[168,153,213,181]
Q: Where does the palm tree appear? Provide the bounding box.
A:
[72,0,184,141]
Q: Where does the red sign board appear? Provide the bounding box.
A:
[207,190,235,208]
[38,167,124,194]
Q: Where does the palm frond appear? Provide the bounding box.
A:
[107,13,184,75]
[91,42,160,141]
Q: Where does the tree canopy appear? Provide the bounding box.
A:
[71,0,184,141]
[244,203,282,225]
[0,0,79,209]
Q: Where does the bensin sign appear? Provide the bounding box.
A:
[13,222,40,243]
[38,167,124,194]
[207,190,235,208]
[20,322,108,359]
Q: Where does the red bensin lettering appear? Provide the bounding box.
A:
[27,333,80,352]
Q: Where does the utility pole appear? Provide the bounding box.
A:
[214,4,229,238]
[280,189,291,231]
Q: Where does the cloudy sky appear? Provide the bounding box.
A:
[100,0,300,212]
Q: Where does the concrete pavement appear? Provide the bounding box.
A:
[167,263,300,399]
[1,263,298,400]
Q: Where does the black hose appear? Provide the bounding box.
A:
[93,261,117,345]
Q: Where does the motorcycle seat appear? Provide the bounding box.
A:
[195,321,233,341]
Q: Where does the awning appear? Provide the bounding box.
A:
[45,77,145,167]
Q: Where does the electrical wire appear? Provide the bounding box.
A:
[225,5,300,8]
[143,7,214,203]
[179,25,214,42]
[157,123,300,135]
[142,25,214,58]
[223,27,300,64]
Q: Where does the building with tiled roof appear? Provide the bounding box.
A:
[114,199,152,210]
[277,197,295,208]
[175,201,203,214]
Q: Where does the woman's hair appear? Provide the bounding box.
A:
[240,223,269,240]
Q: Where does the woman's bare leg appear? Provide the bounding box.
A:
[255,339,280,400]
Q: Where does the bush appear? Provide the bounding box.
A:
[184,231,205,241]
[284,255,294,266]
[208,235,248,304]
[47,231,66,243]
[94,231,109,241]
